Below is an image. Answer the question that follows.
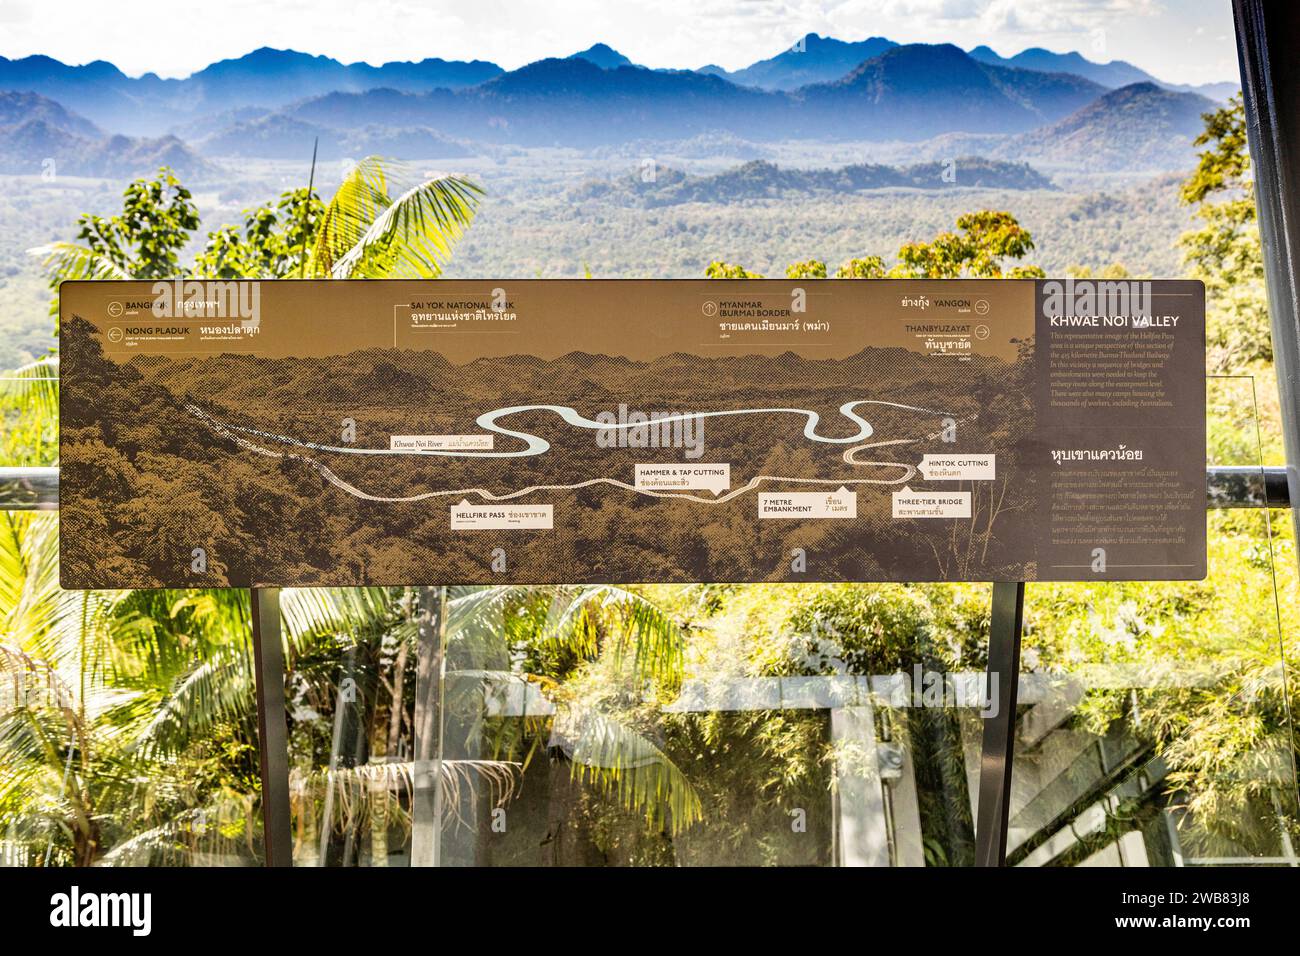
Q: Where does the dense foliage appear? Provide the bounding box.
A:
[0,106,1297,865]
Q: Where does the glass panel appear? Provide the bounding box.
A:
[1008,375,1299,866]
[387,583,996,866]
[282,582,1009,867]
[0,361,58,468]
[1,344,263,866]
[283,588,417,866]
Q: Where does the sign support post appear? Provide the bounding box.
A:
[973,580,1025,867]
[250,586,294,867]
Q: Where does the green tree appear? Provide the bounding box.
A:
[194,188,323,280]
[705,260,763,279]
[834,255,887,278]
[40,169,198,283]
[705,210,1044,280]
[890,210,1044,279]
[785,259,827,279]
[1179,94,1269,371]
[44,158,483,289]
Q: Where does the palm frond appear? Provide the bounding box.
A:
[552,706,703,835]
[128,646,254,755]
[96,795,259,867]
[280,587,400,641]
[35,242,129,282]
[0,357,59,421]
[293,758,522,833]
[543,585,687,683]
[0,514,62,652]
[312,158,482,279]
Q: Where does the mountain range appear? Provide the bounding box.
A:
[274,45,1108,148]
[0,48,504,135]
[967,45,1237,101]
[0,91,211,177]
[0,33,1233,137]
[576,157,1056,206]
[0,35,1231,174]
[700,34,898,89]
[916,82,1217,172]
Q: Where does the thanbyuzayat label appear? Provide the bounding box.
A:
[758,488,857,519]
[451,501,553,530]
[634,464,730,494]
[892,488,972,519]
[917,454,996,481]
[391,434,494,451]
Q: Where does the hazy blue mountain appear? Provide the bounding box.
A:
[0,39,1234,146]
[0,48,503,134]
[968,45,1155,88]
[792,44,1104,137]
[576,157,1055,206]
[0,90,102,138]
[197,114,342,160]
[198,112,470,160]
[707,33,898,89]
[1167,80,1239,101]
[568,43,635,69]
[0,117,212,178]
[280,44,1104,147]
[968,44,1237,101]
[291,57,777,145]
[190,47,502,102]
[313,54,501,92]
[1007,82,1216,170]
[0,91,209,177]
[172,105,273,141]
[0,55,178,134]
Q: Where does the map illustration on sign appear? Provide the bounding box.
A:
[58,279,1205,588]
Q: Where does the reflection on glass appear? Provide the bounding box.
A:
[288,582,1007,866]
[281,380,1299,868]
[284,588,417,866]
[1008,377,1299,866]
[0,362,58,470]
[0,557,264,867]
[430,583,996,867]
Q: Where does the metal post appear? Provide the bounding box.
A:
[250,586,293,867]
[411,585,447,867]
[974,580,1024,867]
[0,467,58,510]
[1233,1,1300,559]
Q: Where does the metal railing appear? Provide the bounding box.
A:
[2,465,1290,511]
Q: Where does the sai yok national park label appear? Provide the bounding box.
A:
[58,278,1205,587]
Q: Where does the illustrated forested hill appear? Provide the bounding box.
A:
[61,315,1036,588]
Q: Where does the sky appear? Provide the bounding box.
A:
[0,0,1238,85]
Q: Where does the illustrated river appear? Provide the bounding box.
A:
[186,401,952,505]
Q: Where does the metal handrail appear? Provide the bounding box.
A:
[0,465,1291,512]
